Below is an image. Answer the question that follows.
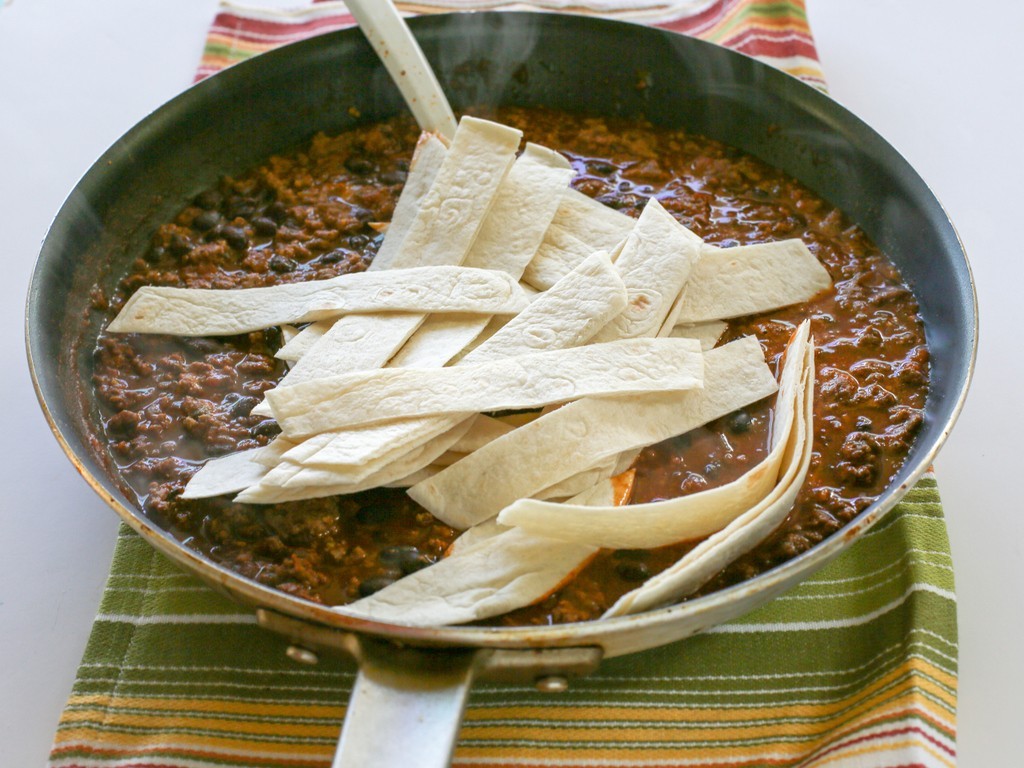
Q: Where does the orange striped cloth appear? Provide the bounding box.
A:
[49,3,957,767]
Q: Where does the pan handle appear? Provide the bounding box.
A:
[332,639,482,767]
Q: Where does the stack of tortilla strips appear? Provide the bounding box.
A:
[109,116,831,625]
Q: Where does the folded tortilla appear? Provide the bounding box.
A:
[408,335,778,529]
[603,321,816,616]
[267,337,705,438]
[496,323,808,548]
[336,527,599,627]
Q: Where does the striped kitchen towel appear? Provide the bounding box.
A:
[49,3,956,767]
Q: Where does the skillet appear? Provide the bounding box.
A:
[26,12,976,766]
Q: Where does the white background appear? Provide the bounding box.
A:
[0,1,1018,765]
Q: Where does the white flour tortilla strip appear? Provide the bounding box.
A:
[462,250,627,364]
[266,116,522,388]
[604,322,815,616]
[267,337,704,438]
[371,116,522,270]
[674,239,832,324]
[446,518,509,557]
[496,323,809,548]
[278,251,629,469]
[450,414,514,453]
[589,198,703,343]
[337,473,635,626]
[552,188,635,246]
[275,319,333,362]
[521,188,633,290]
[108,266,527,336]
[522,225,601,291]
[181,437,296,499]
[408,335,777,529]
[667,320,728,350]
[236,419,474,503]
[336,527,599,626]
[384,143,573,369]
[385,312,492,369]
[368,132,449,272]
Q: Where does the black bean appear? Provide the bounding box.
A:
[193,189,223,210]
[728,410,752,433]
[144,245,166,263]
[168,233,194,256]
[379,545,431,575]
[268,254,297,273]
[193,210,221,232]
[347,234,370,250]
[615,561,651,582]
[264,201,288,223]
[345,156,376,175]
[221,226,249,250]
[252,216,278,236]
[251,419,279,438]
[591,161,617,175]
[319,248,349,265]
[224,394,259,417]
[358,575,398,597]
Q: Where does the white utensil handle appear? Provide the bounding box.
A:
[347,0,458,139]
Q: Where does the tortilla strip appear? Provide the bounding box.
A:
[275,319,333,362]
[373,116,523,270]
[522,225,601,291]
[552,187,635,247]
[667,320,728,350]
[385,143,573,369]
[464,250,627,363]
[367,132,449,272]
[496,323,809,548]
[450,414,514,453]
[267,337,705,439]
[276,250,629,469]
[674,239,832,324]
[589,198,703,343]
[521,188,634,291]
[385,312,492,369]
[236,419,475,504]
[338,474,634,626]
[604,322,816,616]
[408,335,778,530]
[181,437,296,499]
[261,116,522,393]
[336,527,599,626]
[108,266,527,336]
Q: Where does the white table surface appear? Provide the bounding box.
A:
[0,1,1017,765]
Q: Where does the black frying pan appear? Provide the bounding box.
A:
[26,13,976,767]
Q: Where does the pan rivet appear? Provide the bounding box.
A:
[286,645,319,666]
[535,675,569,693]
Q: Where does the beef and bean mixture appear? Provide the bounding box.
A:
[90,107,928,623]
